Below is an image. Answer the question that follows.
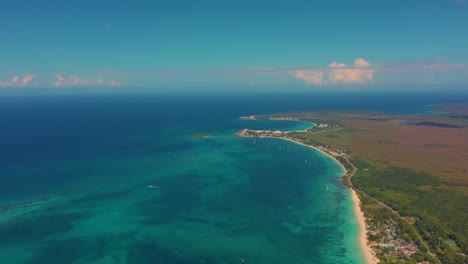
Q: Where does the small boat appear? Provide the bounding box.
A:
[148,185,158,188]
[326,185,329,191]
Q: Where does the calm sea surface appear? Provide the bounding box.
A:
[0,92,463,264]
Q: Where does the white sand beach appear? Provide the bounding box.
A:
[275,137,378,263]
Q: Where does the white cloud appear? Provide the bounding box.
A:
[0,73,36,88]
[295,58,374,85]
[328,59,374,84]
[328,62,346,68]
[52,74,121,87]
[327,68,374,84]
[53,74,65,87]
[354,58,371,67]
[295,70,325,85]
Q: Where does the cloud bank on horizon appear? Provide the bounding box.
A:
[0,74,121,88]
[0,74,36,88]
[53,74,121,88]
[0,58,465,89]
[295,58,375,85]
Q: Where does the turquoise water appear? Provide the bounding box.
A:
[0,94,403,264]
[0,120,363,263]
[2,93,466,263]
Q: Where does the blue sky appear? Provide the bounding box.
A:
[0,0,467,90]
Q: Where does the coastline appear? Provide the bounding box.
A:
[351,189,379,264]
[254,136,378,264]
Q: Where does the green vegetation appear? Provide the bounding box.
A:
[288,131,350,147]
[353,160,468,263]
[359,194,437,263]
[287,132,324,145]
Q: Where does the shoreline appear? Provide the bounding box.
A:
[247,135,378,264]
[351,189,379,264]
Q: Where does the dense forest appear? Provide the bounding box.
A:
[352,160,467,264]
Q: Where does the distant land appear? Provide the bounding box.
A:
[236,104,468,264]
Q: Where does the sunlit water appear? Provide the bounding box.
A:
[2,92,461,263]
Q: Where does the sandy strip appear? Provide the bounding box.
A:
[270,137,378,263]
[351,189,378,264]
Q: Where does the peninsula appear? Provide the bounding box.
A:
[236,105,468,264]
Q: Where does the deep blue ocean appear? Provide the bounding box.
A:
[0,92,465,264]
